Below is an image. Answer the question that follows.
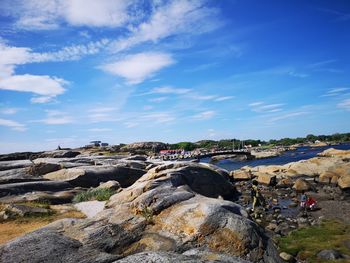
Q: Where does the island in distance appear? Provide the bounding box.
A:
[0,133,349,263]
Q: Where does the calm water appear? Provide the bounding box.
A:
[201,144,350,172]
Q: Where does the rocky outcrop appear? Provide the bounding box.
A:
[0,151,43,161]
[0,162,271,262]
[114,251,250,263]
[121,142,167,152]
[251,150,280,159]
[0,181,73,197]
[0,226,119,263]
[44,164,146,188]
[237,149,350,190]
[0,160,33,171]
[38,150,81,159]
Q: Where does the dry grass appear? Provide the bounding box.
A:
[0,210,86,245]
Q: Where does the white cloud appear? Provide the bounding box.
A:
[149,97,168,103]
[249,102,284,113]
[0,108,20,115]
[214,96,234,102]
[100,52,175,84]
[38,110,74,125]
[0,118,27,131]
[88,107,117,113]
[151,86,191,95]
[1,0,139,30]
[109,0,221,52]
[193,110,215,120]
[337,99,350,111]
[141,112,175,124]
[88,128,112,132]
[0,74,67,102]
[269,111,308,123]
[321,87,349,97]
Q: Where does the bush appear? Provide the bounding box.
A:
[73,188,115,203]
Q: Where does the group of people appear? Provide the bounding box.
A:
[250,181,317,213]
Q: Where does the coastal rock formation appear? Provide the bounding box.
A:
[0,162,274,262]
[43,164,146,188]
[237,148,350,190]
[292,178,311,191]
[121,142,167,152]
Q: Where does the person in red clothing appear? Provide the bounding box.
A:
[306,196,317,210]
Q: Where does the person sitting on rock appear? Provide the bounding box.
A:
[300,191,308,209]
[306,196,317,210]
[251,180,266,212]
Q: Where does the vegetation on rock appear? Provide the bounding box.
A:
[72,188,115,202]
[277,219,350,263]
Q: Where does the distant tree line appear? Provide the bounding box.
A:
[168,132,350,150]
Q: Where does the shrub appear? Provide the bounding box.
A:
[73,188,115,203]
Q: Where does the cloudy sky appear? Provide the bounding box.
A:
[0,0,349,153]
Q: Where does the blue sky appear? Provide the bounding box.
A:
[0,0,349,153]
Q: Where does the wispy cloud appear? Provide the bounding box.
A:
[269,111,308,123]
[149,97,168,103]
[307,59,342,73]
[214,96,234,102]
[249,102,284,113]
[150,86,191,95]
[337,99,350,111]
[88,128,112,132]
[100,52,175,84]
[192,110,216,120]
[0,108,20,115]
[38,110,74,125]
[1,0,141,30]
[0,118,27,131]
[321,87,349,97]
[108,0,221,52]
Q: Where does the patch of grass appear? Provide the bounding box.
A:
[277,219,350,263]
[141,205,154,224]
[73,188,115,203]
[0,210,86,245]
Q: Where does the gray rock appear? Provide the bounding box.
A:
[279,252,294,262]
[114,251,251,262]
[0,160,33,171]
[97,180,121,191]
[44,164,146,188]
[317,249,343,260]
[39,150,81,158]
[0,181,72,197]
[114,251,205,263]
[3,204,50,217]
[0,168,42,184]
[0,228,118,263]
[124,155,147,161]
[27,162,62,176]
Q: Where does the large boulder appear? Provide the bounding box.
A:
[230,170,253,181]
[257,174,276,186]
[0,181,72,197]
[292,178,311,191]
[0,227,118,263]
[338,174,350,189]
[44,164,146,188]
[26,162,62,176]
[0,168,42,184]
[0,160,33,171]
